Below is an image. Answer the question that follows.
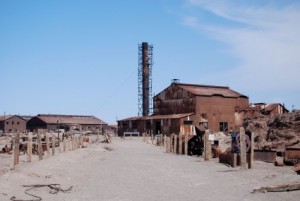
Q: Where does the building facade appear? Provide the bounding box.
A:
[153,83,249,133]
[0,115,27,133]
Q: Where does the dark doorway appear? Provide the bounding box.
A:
[155,121,161,134]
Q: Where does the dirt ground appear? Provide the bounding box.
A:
[0,137,299,201]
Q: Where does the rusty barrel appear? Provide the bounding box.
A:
[212,147,221,158]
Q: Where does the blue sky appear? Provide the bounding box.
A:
[1,0,299,124]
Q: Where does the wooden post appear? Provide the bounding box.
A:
[37,131,43,160]
[179,133,182,155]
[166,137,170,153]
[240,127,248,169]
[13,132,20,167]
[69,137,72,151]
[249,131,254,169]
[174,135,177,154]
[204,130,211,160]
[52,134,55,155]
[70,135,73,150]
[232,153,237,168]
[59,139,63,152]
[184,134,188,155]
[77,137,80,149]
[171,135,173,153]
[151,131,154,145]
[164,135,167,149]
[27,133,32,162]
[46,133,50,156]
[63,138,66,152]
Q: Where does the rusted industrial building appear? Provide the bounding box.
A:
[0,115,27,133]
[118,82,249,136]
[27,114,107,132]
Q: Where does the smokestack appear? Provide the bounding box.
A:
[138,42,153,116]
[142,42,150,116]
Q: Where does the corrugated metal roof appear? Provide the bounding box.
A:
[36,114,106,125]
[118,113,194,122]
[175,83,247,98]
[145,113,194,120]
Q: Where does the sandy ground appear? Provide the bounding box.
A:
[0,137,300,201]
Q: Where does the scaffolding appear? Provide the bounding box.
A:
[138,42,153,116]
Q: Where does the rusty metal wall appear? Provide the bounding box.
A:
[153,84,195,115]
[195,96,249,132]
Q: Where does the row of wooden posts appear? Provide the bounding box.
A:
[141,130,212,159]
[13,131,88,167]
[141,127,254,169]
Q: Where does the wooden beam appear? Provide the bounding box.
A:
[204,130,211,161]
[27,133,32,162]
[13,132,20,167]
[253,183,300,193]
[240,127,247,169]
[249,131,254,169]
[178,133,182,155]
[37,131,43,161]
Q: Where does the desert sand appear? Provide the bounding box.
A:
[0,137,299,201]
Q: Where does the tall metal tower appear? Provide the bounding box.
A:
[138,42,153,116]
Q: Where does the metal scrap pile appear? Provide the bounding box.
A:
[243,111,300,150]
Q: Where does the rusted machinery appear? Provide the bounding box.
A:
[188,135,204,156]
[283,147,300,165]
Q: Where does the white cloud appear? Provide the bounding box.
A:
[183,0,300,94]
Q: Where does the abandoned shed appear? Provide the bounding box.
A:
[118,82,249,136]
[27,114,107,132]
[0,115,27,133]
[236,103,289,120]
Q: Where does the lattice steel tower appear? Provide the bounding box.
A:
[138,42,153,116]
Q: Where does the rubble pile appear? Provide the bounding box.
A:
[243,111,300,150]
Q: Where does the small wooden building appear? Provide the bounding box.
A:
[0,115,27,133]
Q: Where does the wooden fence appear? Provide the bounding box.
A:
[6,130,90,168]
[141,127,254,169]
